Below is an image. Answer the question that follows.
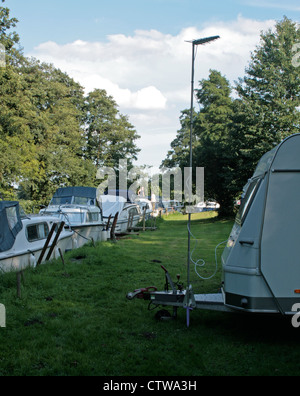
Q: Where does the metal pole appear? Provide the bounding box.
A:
[185,36,220,325]
[187,42,195,290]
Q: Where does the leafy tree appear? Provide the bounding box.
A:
[234,17,300,179]
[19,59,95,204]
[194,70,234,215]
[162,109,194,169]
[0,0,20,58]
[162,70,235,215]
[85,89,140,170]
[0,66,40,199]
[0,1,39,198]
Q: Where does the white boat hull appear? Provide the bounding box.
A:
[0,233,72,273]
[115,215,141,233]
[103,213,141,234]
[70,224,106,249]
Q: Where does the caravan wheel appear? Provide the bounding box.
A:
[155,309,172,321]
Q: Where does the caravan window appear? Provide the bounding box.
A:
[26,223,49,242]
[236,178,261,226]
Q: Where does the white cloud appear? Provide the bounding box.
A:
[28,15,276,168]
[130,86,167,110]
[30,40,167,110]
[30,16,275,103]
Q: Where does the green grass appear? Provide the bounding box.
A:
[0,212,299,376]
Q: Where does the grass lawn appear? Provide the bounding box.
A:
[0,212,299,376]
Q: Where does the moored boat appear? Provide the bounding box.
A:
[40,187,106,248]
[0,201,73,273]
[99,195,142,234]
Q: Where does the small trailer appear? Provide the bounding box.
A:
[127,134,300,323]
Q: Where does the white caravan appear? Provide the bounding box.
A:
[222,133,300,314]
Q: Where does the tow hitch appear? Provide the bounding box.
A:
[127,265,232,325]
[126,265,186,320]
[126,286,158,301]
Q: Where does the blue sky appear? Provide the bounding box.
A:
[6,0,300,169]
[9,0,300,51]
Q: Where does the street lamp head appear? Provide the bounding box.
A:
[187,35,220,46]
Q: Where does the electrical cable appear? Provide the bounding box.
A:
[187,220,227,280]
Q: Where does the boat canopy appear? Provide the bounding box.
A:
[51,187,97,206]
[100,195,126,218]
[0,201,23,253]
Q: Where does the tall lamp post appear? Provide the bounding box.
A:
[186,36,220,326]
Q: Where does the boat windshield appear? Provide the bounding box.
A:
[50,196,73,205]
[50,196,96,206]
[73,197,96,206]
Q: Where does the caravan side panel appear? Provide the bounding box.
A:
[261,136,300,314]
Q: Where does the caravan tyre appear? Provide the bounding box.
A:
[155,309,172,321]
